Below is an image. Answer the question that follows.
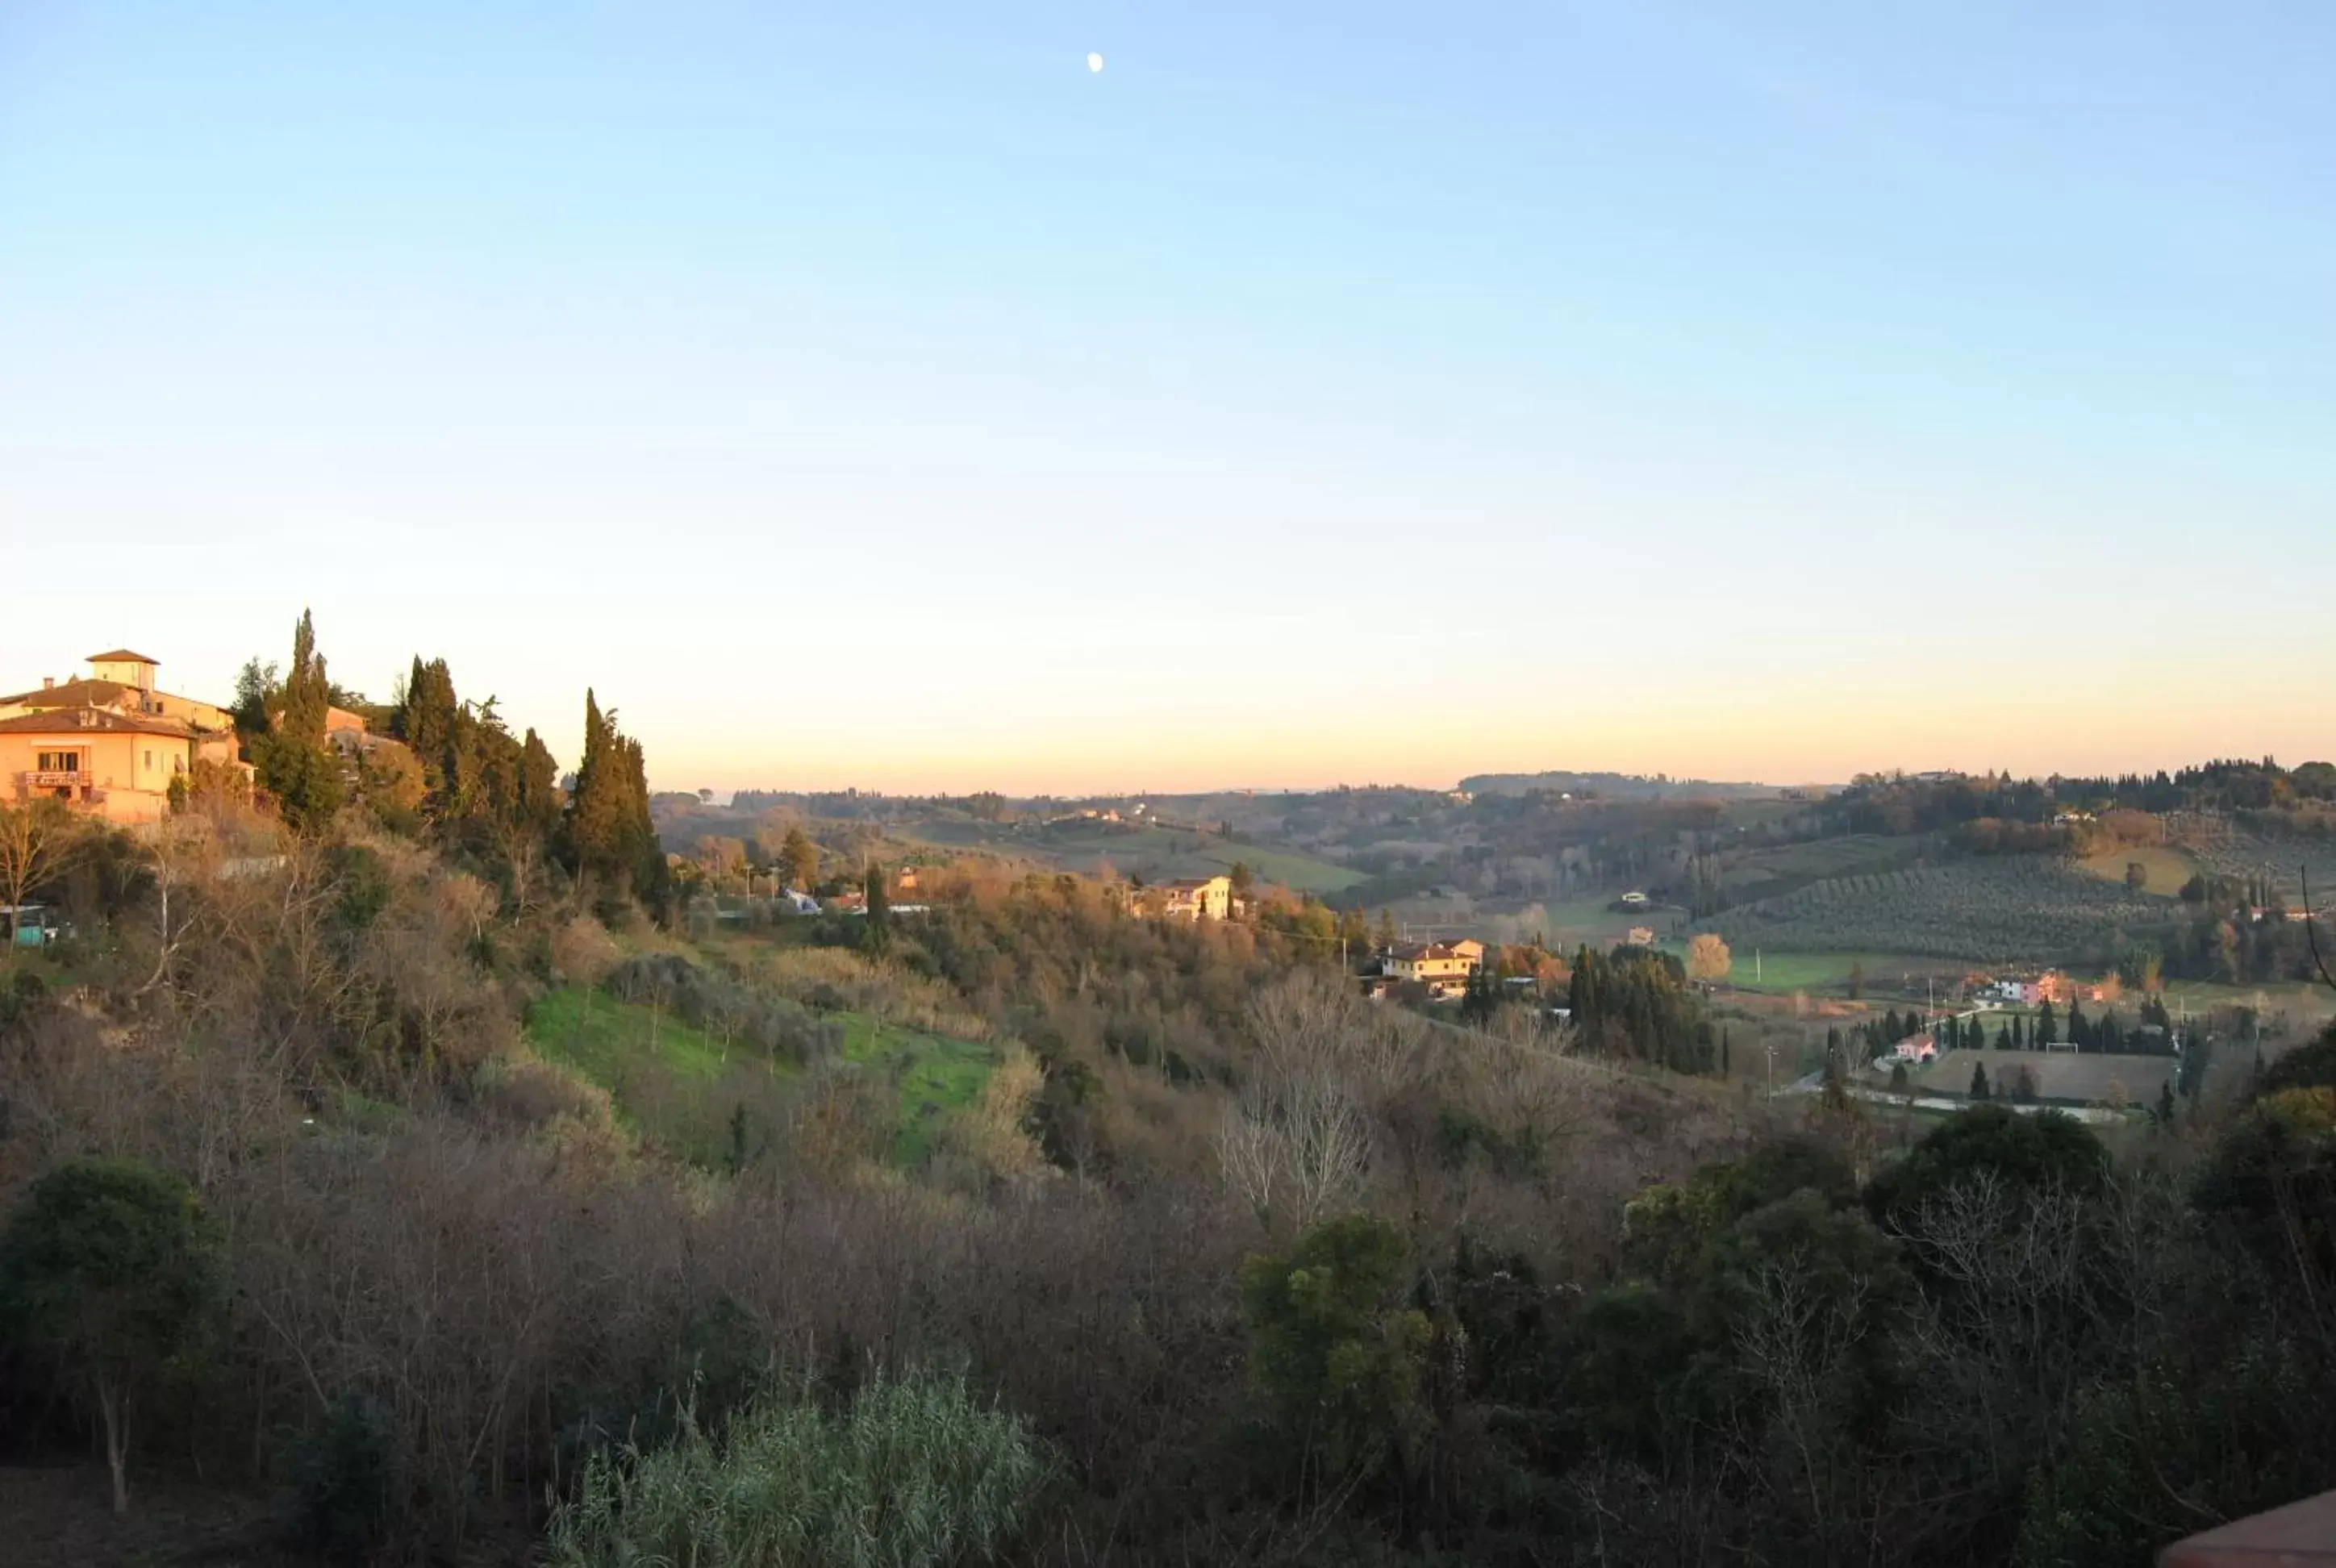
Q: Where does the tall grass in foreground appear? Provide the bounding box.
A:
[547,1370,1046,1568]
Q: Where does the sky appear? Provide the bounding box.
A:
[2,2,2330,794]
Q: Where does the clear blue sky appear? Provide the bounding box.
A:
[3,2,2330,791]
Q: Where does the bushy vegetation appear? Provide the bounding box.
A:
[547,1369,1047,1568]
[7,623,2336,1566]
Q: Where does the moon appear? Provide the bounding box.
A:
[1087,52,1104,73]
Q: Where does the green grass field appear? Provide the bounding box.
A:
[529,985,735,1082]
[527,986,997,1166]
[2078,844,2200,897]
[837,1014,997,1163]
[1708,949,1957,994]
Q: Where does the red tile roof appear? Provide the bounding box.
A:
[0,678,131,709]
[85,648,161,664]
[0,707,196,738]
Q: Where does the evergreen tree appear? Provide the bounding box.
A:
[780,827,820,893]
[566,690,628,880]
[254,609,344,831]
[2155,1077,2176,1128]
[516,728,561,838]
[397,657,462,807]
[2036,1000,2059,1046]
[564,691,664,914]
[1996,1020,2012,1050]
[1821,1042,1849,1110]
[0,1158,227,1514]
[864,860,891,953]
[1970,1061,1992,1101]
[2067,999,2088,1050]
[1460,965,1495,1024]
[1565,945,1708,1071]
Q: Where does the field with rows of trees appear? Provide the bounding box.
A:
[1700,857,2174,964]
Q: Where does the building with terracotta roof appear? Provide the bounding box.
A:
[1158,875,1232,920]
[0,651,243,824]
[1385,939,1482,997]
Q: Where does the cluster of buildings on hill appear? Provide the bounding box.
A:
[1972,971,2119,1007]
[0,651,249,824]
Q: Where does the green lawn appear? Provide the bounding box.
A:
[2149,977,2336,1025]
[527,986,998,1166]
[1708,949,1952,994]
[2078,844,2200,897]
[528,985,735,1083]
[837,1014,999,1163]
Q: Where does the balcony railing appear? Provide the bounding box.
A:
[15,773,106,805]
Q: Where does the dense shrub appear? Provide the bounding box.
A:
[1241,1214,1438,1484]
[284,1391,402,1563]
[1865,1103,2108,1228]
[546,1369,1046,1568]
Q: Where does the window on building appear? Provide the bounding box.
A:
[37,752,79,774]
[144,750,154,770]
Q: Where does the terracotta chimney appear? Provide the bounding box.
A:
[42,676,54,689]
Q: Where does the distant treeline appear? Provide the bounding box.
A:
[1823,758,2336,840]
[1460,769,1781,800]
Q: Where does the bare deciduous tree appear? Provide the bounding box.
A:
[0,798,86,920]
[1218,1071,1373,1236]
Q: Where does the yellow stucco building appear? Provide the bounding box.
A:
[0,650,244,825]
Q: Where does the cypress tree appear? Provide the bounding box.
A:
[864,860,891,952]
[256,609,344,831]
[1821,1044,1849,1109]
[1970,1061,1992,1100]
[517,728,560,838]
[567,690,634,886]
[398,657,462,809]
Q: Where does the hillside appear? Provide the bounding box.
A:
[1700,857,2173,963]
[525,983,997,1166]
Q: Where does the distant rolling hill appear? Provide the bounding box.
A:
[1460,770,1790,801]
